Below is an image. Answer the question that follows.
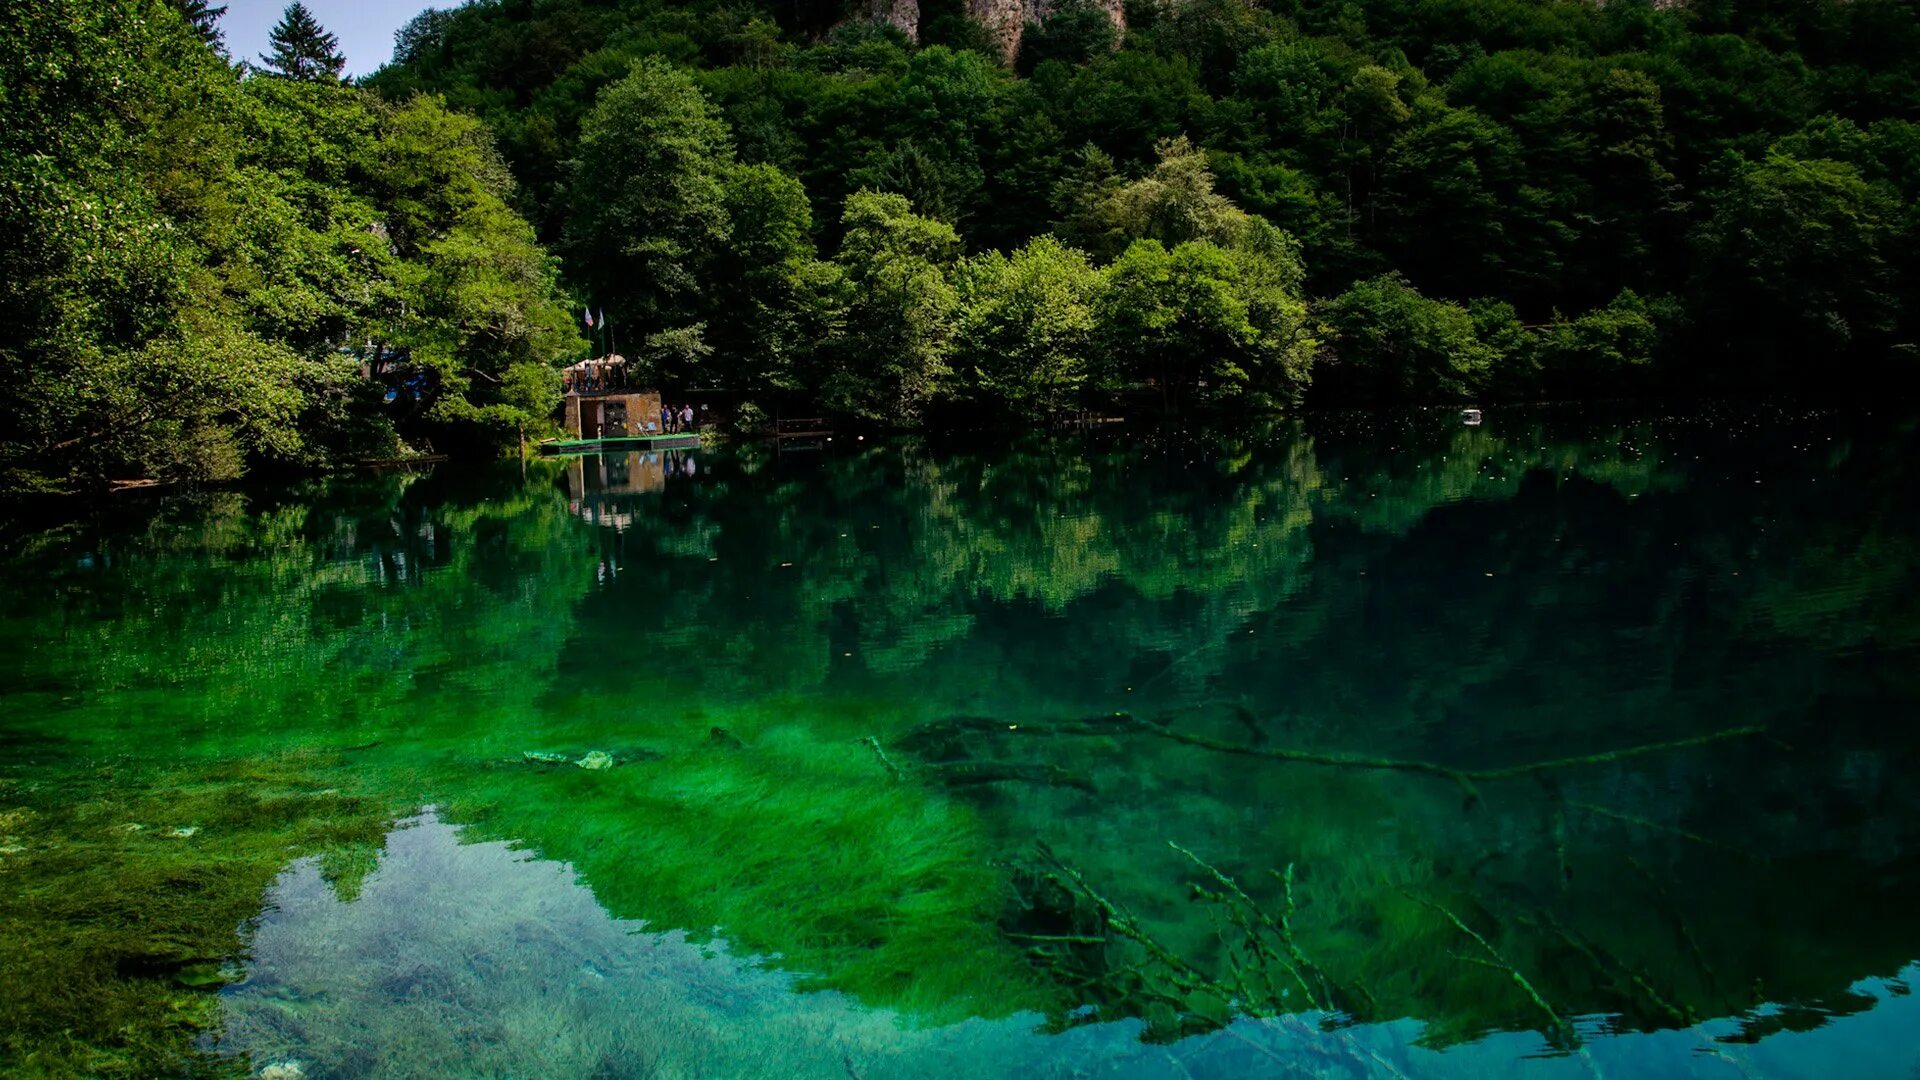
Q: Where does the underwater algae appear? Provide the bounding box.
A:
[429,691,1061,1021]
[0,697,1061,1077]
[0,752,409,1078]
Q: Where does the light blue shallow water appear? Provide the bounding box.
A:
[219,812,1920,1080]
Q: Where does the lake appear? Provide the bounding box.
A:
[2,405,1917,1079]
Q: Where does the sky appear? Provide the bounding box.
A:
[222,0,434,77]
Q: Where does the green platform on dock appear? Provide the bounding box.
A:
[539,433,701,455]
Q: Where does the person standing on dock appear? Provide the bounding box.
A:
[660,403,673,434]
[681,404,695,433]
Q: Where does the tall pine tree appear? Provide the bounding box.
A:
[257,2,345,81]
[169,0,228,52]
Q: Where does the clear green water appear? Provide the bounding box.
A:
[2,406,1917,1079]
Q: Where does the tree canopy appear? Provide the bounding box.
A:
[0,0,581,492]
[257,2,345,82]
[359,0,1920,410]
[8,0,1920,489]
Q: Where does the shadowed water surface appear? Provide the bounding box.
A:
[1,405,1917,1078]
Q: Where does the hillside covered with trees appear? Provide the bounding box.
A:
[367,0,1920,403]
[4,0,1918,490]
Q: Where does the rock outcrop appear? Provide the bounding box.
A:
[870,0,920,40]
[969,0,1126,63]
[865,0,1125,63]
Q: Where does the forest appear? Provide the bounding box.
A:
[4,0,1918,490]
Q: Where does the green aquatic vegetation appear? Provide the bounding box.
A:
[1015,834,1583,1047]
[433,693,1061,1022]
[0,752,405,1079]
[905,673,1918,1047]
[1031,791,1920,1050]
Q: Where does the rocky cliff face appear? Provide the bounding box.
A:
[867,0,1125,63]
[970,0,1126,62]
[870,0,920,40]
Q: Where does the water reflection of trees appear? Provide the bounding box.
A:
[3,410,1916,1064]
[577,411,1920,1045]
[583,419,1682,703]
[2,465,595,749]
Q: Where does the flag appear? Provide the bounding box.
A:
[583,308,594,328]
[597,307,606,328]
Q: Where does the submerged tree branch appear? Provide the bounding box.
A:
[908,712,1767,802]
[1409,892,1575,1047]
[1570,801,1761,860]
[1169,842,1325,1009]
[859,735,902,780]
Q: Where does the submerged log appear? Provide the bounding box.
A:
[903,711,1767,806]
[929,760,1095,792]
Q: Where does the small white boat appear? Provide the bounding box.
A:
[1461,408,1483,426]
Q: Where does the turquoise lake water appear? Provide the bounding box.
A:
[1,405,1916,1078]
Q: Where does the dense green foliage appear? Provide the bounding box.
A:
[169,0,226,50]
[367,0,1920,412]
[0,1,581,492]
[7,0,1920,489]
